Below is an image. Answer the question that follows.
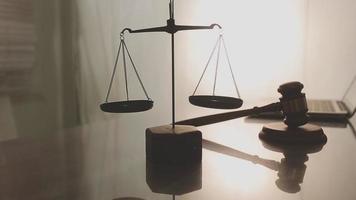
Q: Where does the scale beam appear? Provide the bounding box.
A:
[121,26,167,34]
[174,24,222,32]
[121,0,221,35]
[121,20,221,35]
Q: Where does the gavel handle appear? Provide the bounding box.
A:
[176,102,282,127]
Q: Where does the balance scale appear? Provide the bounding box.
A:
[100,0,326,164]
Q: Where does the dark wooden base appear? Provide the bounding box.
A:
[259,122,327,145]
[146,125,202,164]
[146,161,202,195]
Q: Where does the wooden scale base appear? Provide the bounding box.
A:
[146,125,202,164]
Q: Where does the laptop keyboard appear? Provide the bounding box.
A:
[307,100,335,112]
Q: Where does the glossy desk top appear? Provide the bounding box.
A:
[1,115,356,200]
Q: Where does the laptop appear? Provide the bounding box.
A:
[254,76,356,122]
[349,112,356,134]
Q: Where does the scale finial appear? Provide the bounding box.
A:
[169,0,175,19]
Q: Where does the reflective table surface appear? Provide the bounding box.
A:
[1,114,356,200]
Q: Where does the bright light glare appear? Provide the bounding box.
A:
[183,0,306,100]
[208,151,269,194]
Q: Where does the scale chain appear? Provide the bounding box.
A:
[222,36,241,98]
[105,40,122,102]
[192,35,221,96]
[122,39,130,101]
[122,40,151,100]
[213,35,222,96]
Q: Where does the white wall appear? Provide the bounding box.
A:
[183,0,307,101]
[304,0,356,99]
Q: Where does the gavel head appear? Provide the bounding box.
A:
[278,82,309,128]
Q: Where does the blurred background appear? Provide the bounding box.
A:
[0,0,355,139]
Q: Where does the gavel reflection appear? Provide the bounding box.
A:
[203,139,325,193]
[145,139,324,195]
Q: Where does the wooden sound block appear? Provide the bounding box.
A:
[259,122,327,145]
[146,125,202,164]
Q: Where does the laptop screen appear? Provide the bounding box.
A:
[343,76,356,114]
[348,110,356,139]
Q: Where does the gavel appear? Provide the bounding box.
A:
[176,81,309,128]
[147,82,326,165]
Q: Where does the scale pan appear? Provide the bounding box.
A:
[189,95,243,109]
[100,100,153,113]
